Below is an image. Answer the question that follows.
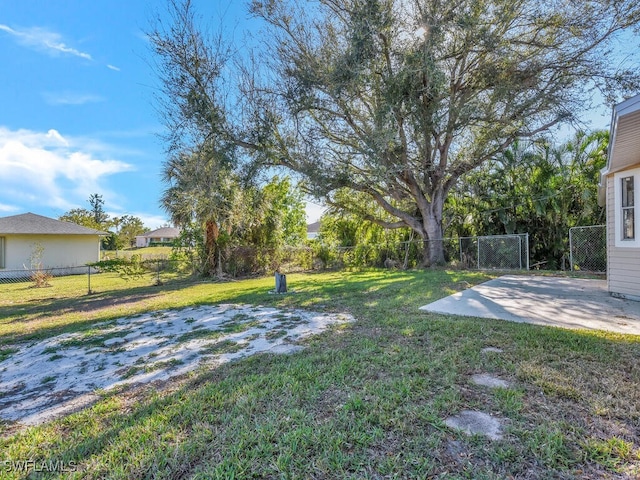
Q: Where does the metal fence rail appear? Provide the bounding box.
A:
[569,225,606,273]
[0,265,89,284]
[459,234,529,270]
[0,259,195,291]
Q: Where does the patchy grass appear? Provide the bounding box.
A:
[201,340,245,355]
[1,269,640,478]
[176,329,224,343]
[0,348,17,362]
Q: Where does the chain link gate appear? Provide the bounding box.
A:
[569,225,606,273]
[459,234,529,270]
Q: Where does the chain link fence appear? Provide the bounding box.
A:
[0,259,196,291]
[459,234,529,270]
[1,233,532,298]
[569,225,606,273]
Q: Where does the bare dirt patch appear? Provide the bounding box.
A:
[0,304,353,425]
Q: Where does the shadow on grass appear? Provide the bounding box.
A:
[3,269,640,478]
[0,277,210,345]
[0,269,491,346]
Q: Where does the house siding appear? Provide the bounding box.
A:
[1,234,101,271]
[607,175,640,299]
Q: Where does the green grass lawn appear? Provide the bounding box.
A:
[102,246,174,260]
[1,269,639,478]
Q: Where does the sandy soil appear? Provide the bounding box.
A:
[0,304,353,425]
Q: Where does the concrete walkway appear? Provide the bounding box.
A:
[420,275,640,336]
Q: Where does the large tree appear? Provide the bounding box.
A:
[151,0,640,266]
[246,0,639,265]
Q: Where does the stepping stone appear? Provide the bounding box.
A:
[481,347,503,354]
[444,410,504,440]
[471,373,510,389]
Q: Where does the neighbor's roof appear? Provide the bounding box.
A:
[307,221,320,234]
[141,227,180,238]
[0,213,106,235]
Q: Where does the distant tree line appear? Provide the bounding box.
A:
[59,194,148,250]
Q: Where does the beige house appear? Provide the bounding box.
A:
[600,94,640,301]
[135,227,180,248]
[0,212,105,273]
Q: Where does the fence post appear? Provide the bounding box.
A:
[477,237,480,270]
[569,227,574,272]
[87,265,91,294]
[526,233,530,271]
[157,259,161,285]
[518,236,522,270]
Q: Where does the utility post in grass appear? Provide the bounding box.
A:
[275,271,287,294]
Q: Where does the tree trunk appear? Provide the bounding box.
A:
[419,221,446,267]
[421,193,446,267]
[205,220,220,276]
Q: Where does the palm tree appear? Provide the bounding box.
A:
[161,146,241,276]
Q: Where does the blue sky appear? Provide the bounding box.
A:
[0,0,325,228]
[0,1,630,229]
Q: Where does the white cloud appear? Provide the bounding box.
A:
[107,64,121,71]
[0,202,19,213]
[0,24,92,60]
[42,92,105,106]
[0,127,133,211]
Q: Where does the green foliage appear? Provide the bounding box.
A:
[314,197,419,269]
[113,215,147,248]
[59,208,103,231]
[244,0,640,266]
[60,197,148,251]
[446,131,607,268]
[102,232,125,251]
[91,257,148,281]
[89,193,108,225]
[169,176,307,276]
[582,437,636,470]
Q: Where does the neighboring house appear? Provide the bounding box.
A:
[599,93,640,301]
[0,212,105,272]
[135,227,180,248]
[307,221,320,240]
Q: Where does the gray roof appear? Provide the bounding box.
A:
[0,213,106,235]
[307,221,321,233]
[142,227,180,238]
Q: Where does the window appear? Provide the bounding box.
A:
[615,169,640,248]
[622,176,635,240]
[0,237,4,269]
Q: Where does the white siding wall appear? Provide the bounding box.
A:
[607,175,640,299]
[1,234,101,270]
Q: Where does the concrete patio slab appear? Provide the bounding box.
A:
[420,275,640,336]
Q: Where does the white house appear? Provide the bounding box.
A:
[306,221,320,240]
[0,213,105,273]
[135,227,181,248]
[600,93,640,301]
